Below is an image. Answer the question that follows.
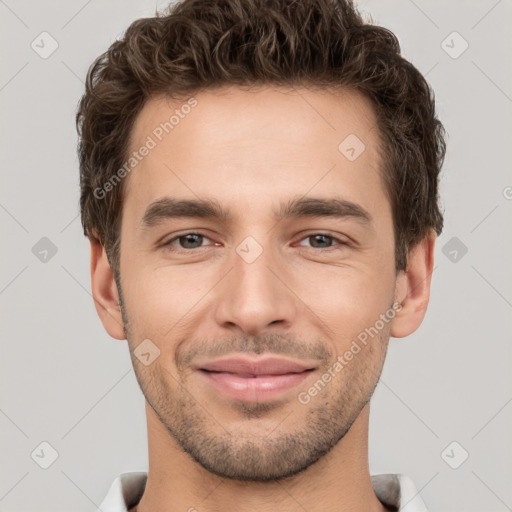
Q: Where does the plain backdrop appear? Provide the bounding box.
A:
[0,1,511,511]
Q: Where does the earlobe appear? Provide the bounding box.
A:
[390,231,436,339]
[89,236,126,340]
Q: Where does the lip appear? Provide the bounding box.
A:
[199,356,314,375]
[196,356,317,402]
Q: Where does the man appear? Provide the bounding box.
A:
[76,0,446,510]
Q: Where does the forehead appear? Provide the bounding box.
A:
[122,85,385,224]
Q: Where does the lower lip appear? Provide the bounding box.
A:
[198,370,314,402]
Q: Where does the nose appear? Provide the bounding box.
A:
[213,241,298,336]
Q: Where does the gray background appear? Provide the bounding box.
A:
[1,0,511,511]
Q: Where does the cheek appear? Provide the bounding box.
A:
[122,266,206,339]
[295,262,395,340]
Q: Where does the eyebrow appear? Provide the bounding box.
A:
[140,196,372,228]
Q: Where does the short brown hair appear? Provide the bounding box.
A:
[76,0,446,276]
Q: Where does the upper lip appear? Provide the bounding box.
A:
[197,356,316,376]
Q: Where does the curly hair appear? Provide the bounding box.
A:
[76,0,446,277]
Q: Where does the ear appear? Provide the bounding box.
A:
[89,236,126,340]
[390,230,436,338]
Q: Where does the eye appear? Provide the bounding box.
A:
[163,232,214,251]
[296,233,349,250]
[161,232,349,253]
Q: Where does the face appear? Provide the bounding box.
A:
[113,85,400,481]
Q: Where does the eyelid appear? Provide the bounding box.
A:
[293,232,351,249]
[161,230,351,253]
[162,231,215,249]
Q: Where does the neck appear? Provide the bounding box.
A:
[131,402,390,512]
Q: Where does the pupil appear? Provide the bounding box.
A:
[313,235,330,247]
[182,234,201,248]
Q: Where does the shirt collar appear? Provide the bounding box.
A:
[97,472,428,511]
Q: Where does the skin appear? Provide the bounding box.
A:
[90,85,435,512]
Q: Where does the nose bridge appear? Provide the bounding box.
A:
[235,238,280,295]
[213,235,297,334]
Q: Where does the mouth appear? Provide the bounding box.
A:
[195,356,317,402]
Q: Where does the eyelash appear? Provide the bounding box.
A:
[162,232,350,252]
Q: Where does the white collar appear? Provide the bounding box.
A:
[97,471,428,511]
